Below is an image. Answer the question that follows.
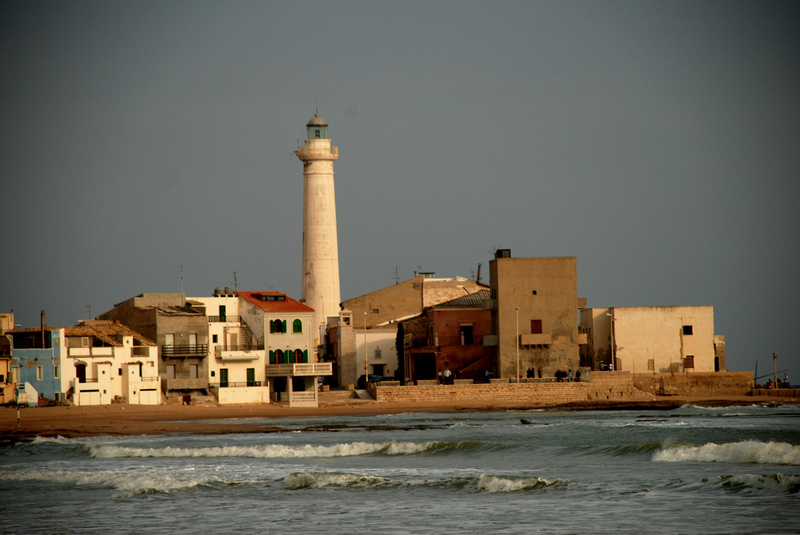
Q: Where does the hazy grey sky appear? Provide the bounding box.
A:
[2,1,798,381]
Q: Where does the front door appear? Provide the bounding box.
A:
[220,368,228,388]
[246,368,255,387]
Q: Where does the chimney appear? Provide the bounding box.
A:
[40,310,46,348]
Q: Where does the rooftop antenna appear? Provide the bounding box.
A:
[395,266,400,285]
[234,271,238,291]
[179,264,184,295]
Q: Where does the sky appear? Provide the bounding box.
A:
[1,1,798,383]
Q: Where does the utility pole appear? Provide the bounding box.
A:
[773,353,778,387]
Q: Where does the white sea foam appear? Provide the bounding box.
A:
[283,471,389,489]
[88,440,445,459]
[475,474,565,493]
[653,440,800,465]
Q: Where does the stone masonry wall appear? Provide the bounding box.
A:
[632,371,753,396]
[372,382,588,404]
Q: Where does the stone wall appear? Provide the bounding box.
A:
[631,371,753,396]
[371,381,588,404]
[587,371,656,401]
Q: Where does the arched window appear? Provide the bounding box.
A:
[275,349,284,363]
[293,319,303,333]
[294,349,303,363]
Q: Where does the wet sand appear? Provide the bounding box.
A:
[1,394,797,442]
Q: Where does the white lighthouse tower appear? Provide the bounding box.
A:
[296,112,341,342]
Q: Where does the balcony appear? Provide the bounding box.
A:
[208,315,240,323]
[265,362,333,377]
[215,345,265,361]
[161,344,208,358]
[209,381,264,388]
[520,333,552,347]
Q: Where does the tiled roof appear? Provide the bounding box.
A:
[435,289,492,308]
[236,291,314,313]
[65,320,155,346]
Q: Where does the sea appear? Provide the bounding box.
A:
[1,403,798,534]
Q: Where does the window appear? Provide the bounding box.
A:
[190,364,198,379]
[293,319,303,333]
[531,290,537,295]
[36,365,43,381]
[682,325,693,335]
[167,365,176,379]
[54,365,59,379]
[294,349,303,363]
[372,308,380,314]
[531,320,543,334]
[374,347,382,360]
[647,359,655,371]
[270,320,287,333]
[164,333,175,346]
[118,368,122,376]
[460,325,474,345]
[684,356,695,369]
[212,334,218,343]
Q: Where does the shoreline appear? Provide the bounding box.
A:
[1,394,797,443]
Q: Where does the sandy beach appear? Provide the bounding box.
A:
[2,393,796,442]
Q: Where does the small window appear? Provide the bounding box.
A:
[293,319,303,333]
[372,308,380,314]
[36,365,43,381]
[682,325,693,335]
[460,325,474,345]
[531,290,537,295]
[118,368,122,376]
[213,334,218,343]
[54,365,59,379]
[531,320,543,334]
[684,356,695,369]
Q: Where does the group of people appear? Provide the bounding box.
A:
[525,367,543,379]
[554,369,581,382]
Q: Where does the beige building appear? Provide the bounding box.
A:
[329,273,487,387]
[580,306,725,373]
[488,251,584,380]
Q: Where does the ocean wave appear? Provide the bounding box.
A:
[283,471,391,489]
[0,469,231,497]
[88,440,485,459]
[716,473,800,494]
[282,471,567,493]
[653,440,800,465]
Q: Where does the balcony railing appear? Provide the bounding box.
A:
[265,362,333,377]
[209,381,264,389]
[208,315,240,323]
[161,344,208,357]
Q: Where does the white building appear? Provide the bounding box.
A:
[63,320,160,405]
[238,291,332,407]
[190,291,269,404]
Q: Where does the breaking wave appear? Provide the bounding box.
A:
[282,471,567,493]
[653,440,800,465]
[0,469,234,497]
[88,440,485,459]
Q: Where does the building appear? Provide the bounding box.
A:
[580,306,725,373]
[238,291,332,407]
[328,273,487,387]
[189,291,269,404]
[296,112,341,342]
[0,313,14,404]
[487,251,584,380]
[99,293,211,403]
[61,320,160,405]
[6,313,63,405]
[400,290,493,383]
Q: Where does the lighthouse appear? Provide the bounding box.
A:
[296,112,341,342]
